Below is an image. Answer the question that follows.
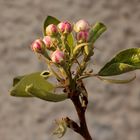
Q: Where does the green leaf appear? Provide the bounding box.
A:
[13,75,25,86]
[10,72,53,97]
[10,72,68,102]
[26,84,68,102]
[43,16,59,36]
[43,15,74,50]
[67,34,74,53]
[98,48,140,76]
[73,43,89,58]
[98,74,136,84]
[88,22,107,43]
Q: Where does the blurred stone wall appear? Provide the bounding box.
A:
[0,0,140,140]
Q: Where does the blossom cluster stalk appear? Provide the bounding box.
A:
[28,17,108,140]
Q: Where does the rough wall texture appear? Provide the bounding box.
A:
[0,0,140,140]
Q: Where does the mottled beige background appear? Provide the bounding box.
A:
[0,0,140,140]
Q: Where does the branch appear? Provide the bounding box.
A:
[69,86,92,140]
[64,117,81,134]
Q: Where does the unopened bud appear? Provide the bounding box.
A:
[31,39,45,53]
[74,20,90,32]
[43,36,53,49]
[46,24,58,36]
[43,36,59,49]
[76,31,89,43]
[58,21,72,34]
[51,50,65,63]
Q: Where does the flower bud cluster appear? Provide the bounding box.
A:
[31,19,91,64]
[31,22,70,64]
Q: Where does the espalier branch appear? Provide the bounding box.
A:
[10,16,140,140]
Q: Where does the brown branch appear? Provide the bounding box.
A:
[71,94,92,140]
[66,78,92,140]
[64,117,81,134]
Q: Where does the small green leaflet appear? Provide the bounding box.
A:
[98,74,136,84]
[88,22,107,43]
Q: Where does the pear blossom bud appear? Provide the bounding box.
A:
[31,39,45,53]
[43,36,52,49]
[74,20,90,32]
[43,36,59,49]
[51,50,65,63]
[57,21,72,34]
[76,31,89,43]
[46,24,58,36]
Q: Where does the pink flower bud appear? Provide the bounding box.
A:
[51,50,65,63]
[57,21,72,34]
[74,20,90,32]
[31,39,45,53]
[46,24,58,36]
[43,36,52,49]
[76,31,89,43]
